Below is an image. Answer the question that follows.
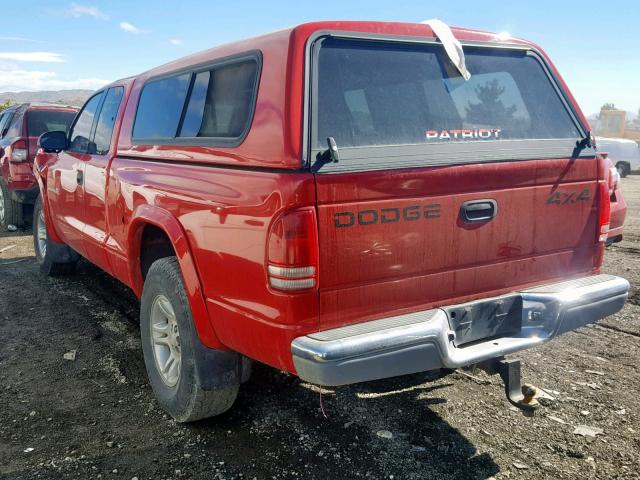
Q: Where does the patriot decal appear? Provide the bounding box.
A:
[425,129,502,141]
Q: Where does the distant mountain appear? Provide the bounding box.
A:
[0,89,93,107]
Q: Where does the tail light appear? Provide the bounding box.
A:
[599,152,620,196]
[608,166,620,197]
[9,138,27,162]
[267,208,318,291]
[598,182,610,243]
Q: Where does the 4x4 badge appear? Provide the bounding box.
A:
[546,189,591,205]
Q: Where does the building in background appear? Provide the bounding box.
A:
[594,108,640,141]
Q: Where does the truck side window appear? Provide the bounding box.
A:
[179,59,258,139]
[131,56,260,144]
[69,92,105,153]
[93,87,125,155]
[132,74,190,140]
[179,71,210,137]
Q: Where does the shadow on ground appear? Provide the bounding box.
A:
[1,251,501,479]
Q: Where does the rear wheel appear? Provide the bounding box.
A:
[0,178,22,230]
[33,195,79,275]
[616,162,630,178]
[140,257,239,422]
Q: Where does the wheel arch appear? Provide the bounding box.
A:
[127,204,225,349]
[32,161,65,243]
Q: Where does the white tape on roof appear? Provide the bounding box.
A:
[421,19,471,81]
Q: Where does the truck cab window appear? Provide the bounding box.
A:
[69,92,104,153]
[93,87,124,155]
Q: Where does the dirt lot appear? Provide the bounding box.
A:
[1,178,639,480]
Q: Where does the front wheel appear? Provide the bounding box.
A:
[33,195,79,275]
[140,257,239,422]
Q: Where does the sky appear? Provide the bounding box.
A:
[0,0,638,116]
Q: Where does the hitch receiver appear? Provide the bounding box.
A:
[480,358,539,414]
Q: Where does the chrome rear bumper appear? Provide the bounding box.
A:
[292,274,629,386]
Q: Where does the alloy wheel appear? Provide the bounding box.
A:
[0,186,5,223]
[36,209,47,258]
[150,294,181,387]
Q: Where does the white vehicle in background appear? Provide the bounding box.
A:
[596,137,640,177]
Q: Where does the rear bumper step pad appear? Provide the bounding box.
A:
[291,274,629,386]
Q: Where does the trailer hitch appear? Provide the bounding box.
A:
[479,358,539,415]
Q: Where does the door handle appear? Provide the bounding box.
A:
[460,199,497,223]
[76,169,83,185]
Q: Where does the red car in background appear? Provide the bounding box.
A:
[0,103,78,229]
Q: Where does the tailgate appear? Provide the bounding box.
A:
[309,35,599,330]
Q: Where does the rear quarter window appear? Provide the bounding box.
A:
[179,60,258,139]
[133,73,191,139]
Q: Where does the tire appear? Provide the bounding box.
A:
[140,257,239,422]
[33,195,79,275]
[0,178,22,229]
[616,162,629,178]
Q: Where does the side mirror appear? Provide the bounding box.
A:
[38,130,68,153]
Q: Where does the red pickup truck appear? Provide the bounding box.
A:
[34,21,629,422]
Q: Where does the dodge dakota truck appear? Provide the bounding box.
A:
[33,21,629,422]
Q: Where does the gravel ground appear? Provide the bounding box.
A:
[1,177,639,480]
